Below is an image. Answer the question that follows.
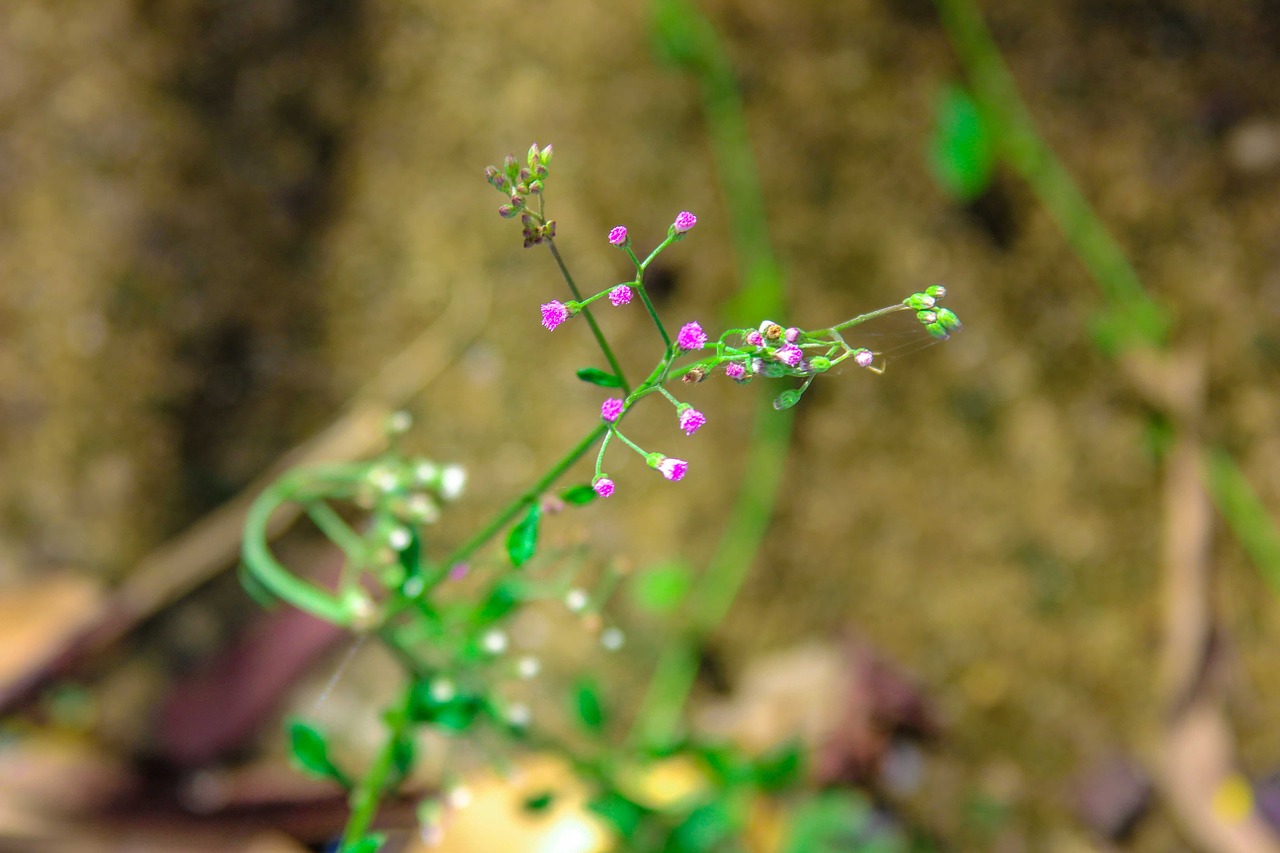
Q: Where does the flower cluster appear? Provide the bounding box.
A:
[485,143,556,247]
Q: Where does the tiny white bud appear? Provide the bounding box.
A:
[600,627,625,651]
[517,655,541,679]
[415,461,439,485]
[506,702,531,727]
[439,464,467,500]
[388,527,412,551]
[407,493,440,523]
[446,785,472,810]
[481,629,508,654]
[388,411,413,434]
[403,576,425,598]
[565,588,589,612]
[430,678,456,702]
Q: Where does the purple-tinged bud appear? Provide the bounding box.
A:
[724,361,746,380]
[925,321,950,340]
[917,310,938,325]
[518,167,532,185]
[608,225,629,246]
[503,154,518,178]
[677,405,706,435]
[676,321,708,351]
[681,366,707,383]
[776,344,804,368]
[672,211,697,233]
[752,358,766,374]
[509,194,526,210]
[592,477,615,498]
[485,165,510,192]
[746,330,764,347]
[609,284,633,306]
[498,204,517,218]
[527,142,541,168]
[653,456,688,481]
[926,284,947,299]
[785,327,801,343]
[936,307,962,331]
[600,397,624,422]
[854,349,875,368]
[528,179,544,194]
[539,144,553,166]
[904,293,936,311]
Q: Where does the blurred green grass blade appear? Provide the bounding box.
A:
[1204,447,1280,594]
[929,83,995,201]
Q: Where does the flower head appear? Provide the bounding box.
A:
[676,321,708,351]
[854,349,875,368]
[677,406,706,435]
[776,344,804,368]
[785,327,802,343]
[609,285,633,307]
[592,476,615,498]
[540,300,571,331]
[672,211,697,233]
[608,225,629,246]
[600,397,624,423]
[745,330,763,347]
[657,457,688,481]
[724,361,746,380]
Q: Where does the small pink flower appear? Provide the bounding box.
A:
[609,285,633,307]
[593,477,615,498]
[777,344,804,368]
[601,397,624,422]
[448,562,470,581]
[854,349,875,368]
[676,321,707,351]
[541,300,570,330]
[672,211,697,233]
[608,226,628,246]
[785,327,801,343]
[656,457,688,481]
[745,331,763,347]
[724,362,746,380]
[678,406,706,435]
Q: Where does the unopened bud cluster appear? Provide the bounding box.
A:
[485,142,555,247]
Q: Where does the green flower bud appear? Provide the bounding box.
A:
[936,307,962,331]
[503,154,519,182]
[916,310,938,325]
[527,142,541,168]
[772,389,802,410]
[808,355,832,372]
[926,284,948,299]
[498,204,517,218]
[925,321,950,340]
[904,293,937,311]
[539,144,553,166]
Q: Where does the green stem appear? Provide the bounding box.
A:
[547,238,631,393]
[306,500,366,563]
[439,423,609,570]
[339,685,415,850]
[934,0,1166,351]
[634,283,672,352]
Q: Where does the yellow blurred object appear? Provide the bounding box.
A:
[411,754,610,853]
[1211,773,1254,823]
[616,755,709,810]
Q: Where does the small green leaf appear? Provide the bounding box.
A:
[390,732,416,783]
[630,562,693,613]
[561,484,598,506]
[669,801,738,853]
[753,740,804,791]
[928,83,995,201]
[576,367,624,388]
[286,718,346,784]
[397,529,423,578]
[586,790,648,837]
[475,579,523,625]
[523,790,557,813]
[773,389,802,411]
[342,834,386,853]
[572,677,607,732]
[506,503,541,568]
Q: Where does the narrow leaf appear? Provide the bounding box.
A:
[562,484,599,506]
[928,83,995,201]
[287,718,346,784]
[573,678,607,732]
[576,367,624,388]
[506,503,541,568]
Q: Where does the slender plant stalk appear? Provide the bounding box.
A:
[547,238,632,393]
[339,685,414,850]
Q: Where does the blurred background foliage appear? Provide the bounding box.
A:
[3,0,1280,850]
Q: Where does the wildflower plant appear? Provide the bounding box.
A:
[240,142,961,852]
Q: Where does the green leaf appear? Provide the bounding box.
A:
[390,732,416,784]
[928,83,995,201]
[341,835,386,853]
[397,529,423,578]
[561,484,599,506]
[506,503,541,568]
[286,718,347,785]
[523,790,557,813]
[781,791,882,853]
[576,367,624,388]
[669,801,739,853]
[586,790,648,837]
[572,677,607,732]
[753,740,804,792]
[475,579,523,625]
[629,562,693,613]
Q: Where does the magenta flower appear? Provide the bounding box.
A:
[609,285,633,307]
[785,327,801,343]
[854,349,875,368]
[601,397,624,422]
[678,406,706,435]
[724,362,746,380]
[608,226,628,246]
[593,477,615,498]
[656,457,688,481]
[676,321,708,351]
[777,344,804,368]
[541,300,570,331]
[448,562,470,581]
[746,330,763,347]
[672,211,697,233]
